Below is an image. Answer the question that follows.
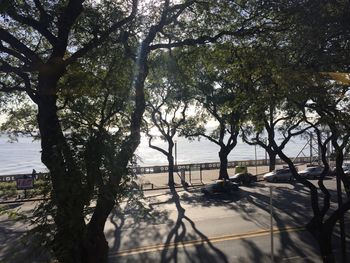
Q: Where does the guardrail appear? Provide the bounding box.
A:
[132,156,314,174]
[0,172,49,182]
[0,156,317,182]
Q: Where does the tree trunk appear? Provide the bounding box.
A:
[168,154,175,187]
[268,150,276,172]
[37,90,86,263]
[319,229,336,263]
[276,146,339,263]
[82,189,116,263]
[307,218,335,263]
[335,155,347,263]
[218,148,229,180]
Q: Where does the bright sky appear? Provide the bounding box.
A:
[0,114,5,125]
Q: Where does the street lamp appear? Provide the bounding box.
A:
[175,140,177,167]
[255,144,258,175]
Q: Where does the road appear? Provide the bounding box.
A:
[0,178,348,262]
[104,178,347,263]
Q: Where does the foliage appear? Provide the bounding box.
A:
[1,0,348,262]
[178,44,252,179]
[0,179,49,199]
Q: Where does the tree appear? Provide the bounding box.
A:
[145,51,191,187]
[180,45,247,180]
[268,1,350,261]
[236,46,286,172]
[303,81,350,262]
[1,1,139,261]
[269,81,350,262]
[234,1,350,260]
[1,1,269,262]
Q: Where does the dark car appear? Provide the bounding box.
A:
[201,180,239,196]
[229,172,257,185]
[342,163,350,174]
[299,166,326,179]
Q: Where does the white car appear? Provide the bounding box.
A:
[263,169,293,183]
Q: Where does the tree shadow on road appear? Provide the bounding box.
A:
[106,196,171,256]
[179,184,326,262]
[107,187,229,263]
[0,204,52,263]
[159,187,229,263]
[108,182,346,262]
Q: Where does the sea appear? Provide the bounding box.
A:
[0,133,309,176]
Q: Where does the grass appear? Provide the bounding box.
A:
[0,179,50,200]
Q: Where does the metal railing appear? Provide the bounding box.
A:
[0,156,318,182]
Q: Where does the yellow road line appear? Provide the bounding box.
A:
[110,226,305,257]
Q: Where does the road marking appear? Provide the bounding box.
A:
[109,226,305,257]
[282,256,308,261]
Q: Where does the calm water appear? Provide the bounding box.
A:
[0,134,309,175]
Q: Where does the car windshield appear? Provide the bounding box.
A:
[305,167,316,171]
[275,169,285,173]
[276,169,289,173]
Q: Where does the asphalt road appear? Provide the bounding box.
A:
[104,178,348,263]
[1,177,348,263]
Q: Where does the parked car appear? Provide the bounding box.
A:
[201,180,239,196]
[263,168,293,183]
[299,166,325,179]
[342,163,350,173]
[229,172,257,185]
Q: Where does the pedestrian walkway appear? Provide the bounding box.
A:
[136,164,308,190]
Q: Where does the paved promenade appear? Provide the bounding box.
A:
[137,163,308,190]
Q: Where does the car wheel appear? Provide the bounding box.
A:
[272,177,277,183]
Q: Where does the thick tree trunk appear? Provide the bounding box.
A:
[268,150,276,172]
[306,219,335,263]
[168,155,175,187]
[276,146,340,263]
[335,155,347,263]
[218,148,229,180]
[167,141,175,187]
[320,239,335,263]
[37,89,86,263]
[319,226,335,263]
[82,189,116,263]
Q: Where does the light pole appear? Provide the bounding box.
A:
[255,144,258,175]
[175,140,177,167]
[270,186,274,263]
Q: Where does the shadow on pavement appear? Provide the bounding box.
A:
[0,205,52,263]
[106,180,348,262]
[178,184,338,262]
[108,187,229,263]
[159,187,229,263]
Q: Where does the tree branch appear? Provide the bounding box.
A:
[65,0,139,64]
[6,6,57,45]
[0,28,42,65]
[148,135,169,157]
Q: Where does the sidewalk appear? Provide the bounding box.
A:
[136,163,308,190]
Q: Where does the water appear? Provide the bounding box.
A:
[0,134,309,175]
[0,136,46,175]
